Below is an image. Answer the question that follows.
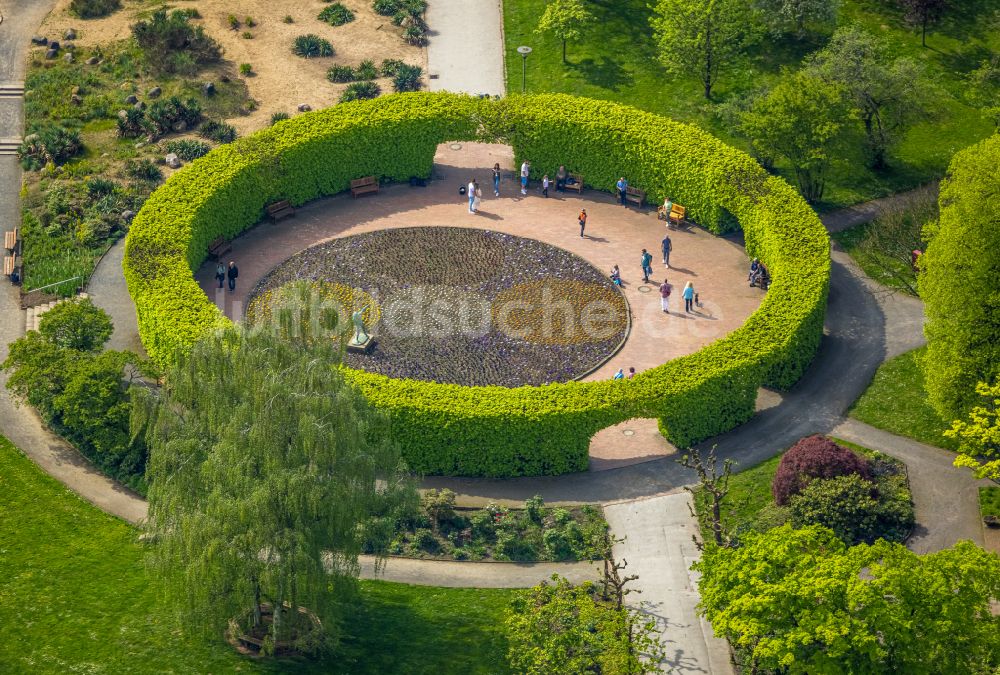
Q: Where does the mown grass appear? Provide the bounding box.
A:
[980,487,1000,518]
[831,221,918,295]
[849,347,959,450]
[502,0,998,210]
[0,436,513,674]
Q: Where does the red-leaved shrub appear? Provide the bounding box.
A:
[772,435,873,505]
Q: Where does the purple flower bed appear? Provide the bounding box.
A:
[247,227,629,387]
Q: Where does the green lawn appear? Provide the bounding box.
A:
[980,487,1000,519]
[0,437,513,674]
[831,221,919,295]
[849,347,958,450]
[503,0,998,210]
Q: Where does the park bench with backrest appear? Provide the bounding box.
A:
[625,185,646,206]
[208,236,231,260]
[4,228,18,252]
[350,176,379,198]
[4,253,19,279]
[266,200,295,223]
[564,173,584,193]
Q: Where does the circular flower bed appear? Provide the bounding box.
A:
[246,227,629,387]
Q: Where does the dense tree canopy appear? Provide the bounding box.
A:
[738,70,855,202]
[696,525,1000,673]
[650,0,760,99]
[919,134,1000,421]
[37,297,113,352]
[806,26,927,168]
[946,380,1000,481]
[755,0,839,37]
[137,288,415,651]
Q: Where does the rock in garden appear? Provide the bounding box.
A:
[125,94,138,104]
[171,121,186,132]
[31,36,48,46]
[220,74,231,83]
[64,28,77,40]
[64,42,76,51]
[86,56,100,65]
[202,82,216,96]
[133,101,145,111]
[298,103,312,112]
[121,210,135,223]
[49,41,60,51]
[70,94,82,106]
[117,109,129,120]
[45,48,58,60]
[62,52,74,64]
[147,86,161,99]
[165,153,181,169]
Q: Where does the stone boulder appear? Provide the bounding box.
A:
[125,94,138,104]
[31,36,48,46]
[202,82,216,96]
[45,48,58,60]
[298,103,312,112]
[62,52,74,64]
[86,56,100,66]
[165,153,182,169]
[64,28,77,40]
[147,86,162,99]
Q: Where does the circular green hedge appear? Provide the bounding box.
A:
[124,92,830,478]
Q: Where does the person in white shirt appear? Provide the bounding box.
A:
[467,178,476,213]
[520,160,530,195]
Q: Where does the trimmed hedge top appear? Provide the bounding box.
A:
[124,92,830,478]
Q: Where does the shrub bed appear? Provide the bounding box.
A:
[123,92,830,477]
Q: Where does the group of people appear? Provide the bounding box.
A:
[606,232,697,314]
[748,258,770,290]
[215,260,238,292]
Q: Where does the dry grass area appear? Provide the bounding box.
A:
[37,0,426,133]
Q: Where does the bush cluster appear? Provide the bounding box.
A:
[131,9,221,75]
[772,435,873,505]
[293,34,334,58]
[123,93,830,478]
[318,3,355,26]
[69,0,121,18]
[2,300,150,492]
[340,81,381,103]
[165,139,211,161]
[372,0,428,46]
[145,96,203,137]
[198,120,237,144]
[17,126,82,171]
[382,490,608,561]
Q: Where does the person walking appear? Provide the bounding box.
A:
[472,181,482,212]
[683,281,695,313]
[616,177,628,207]
[492,163,501,197]
[659,277,672,313]
[542,174,550,198]
[661,233,672,268]
[467,178,476,213]
[640,248,653,283]
[556,165,568,191]
[215,262,225,289]
[520,160,530,195]
[227,260,239,293]
[578,209,587,238]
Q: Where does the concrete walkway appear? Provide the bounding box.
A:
[606,493,734,675]
[426,0,505,96]
[360,555,600,588]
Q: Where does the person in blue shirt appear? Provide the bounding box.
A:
[683,281,695,313]
[640,249,653,283]
[616,177,628,206]
[661,234,672,268]
[613,368,625,380]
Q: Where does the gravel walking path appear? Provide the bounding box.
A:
[427,0,505,96]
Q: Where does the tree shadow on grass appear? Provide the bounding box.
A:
[568,56,635,92]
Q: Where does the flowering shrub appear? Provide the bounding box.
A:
[123,92,829,477]
[772,435,873,505]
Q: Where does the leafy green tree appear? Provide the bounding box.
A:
[738,70,855,202]
[898,0,948,47]
[136,294,416,652]
[650,0,760,99]
[38,297,113,352]
[807,25,927,169]
[506,575,665,674]
[535,0,594,64]
[967,54,1000,129]
[695,524,1000,673]
[755,0,838,37]
[919,134,1000,421]
[945,380,1000,480]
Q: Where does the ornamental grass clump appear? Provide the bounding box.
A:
[772,435,873,505]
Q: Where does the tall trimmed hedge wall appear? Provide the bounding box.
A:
[124,92,830,478]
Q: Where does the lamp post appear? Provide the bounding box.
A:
[517,46,532,94]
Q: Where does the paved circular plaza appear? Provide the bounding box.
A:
[196,143,763,467]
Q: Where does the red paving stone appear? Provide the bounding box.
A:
[196,143,762,470]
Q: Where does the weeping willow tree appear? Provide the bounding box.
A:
[134,283,415,654]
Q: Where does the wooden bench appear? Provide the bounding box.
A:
[625,185,646,206]
[564,173,584,193]
[4,228,18,252]
[350,176,379,198]
[657,203,688,228]
[266,200,295,223]
[208,236,231,260]
[4,254,18,278]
